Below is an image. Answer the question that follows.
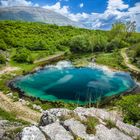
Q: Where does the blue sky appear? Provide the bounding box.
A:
[0,0,140,31]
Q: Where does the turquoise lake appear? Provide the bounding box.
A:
[13,61,136,104]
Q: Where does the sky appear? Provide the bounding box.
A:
[0,0,140,31]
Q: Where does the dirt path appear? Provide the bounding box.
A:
[0,66,20,75]
[0,92,41,124]
[121,48,140,73]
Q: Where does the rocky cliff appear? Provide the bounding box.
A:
[12,107,140,140]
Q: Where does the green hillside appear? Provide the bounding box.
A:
[0,20,139,66]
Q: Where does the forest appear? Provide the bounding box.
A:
[0,20,140,65]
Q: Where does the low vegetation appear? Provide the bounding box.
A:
[105,119,116,129]
[127,43,140,68]
[116,94,140,125]
[0,107,29,125]
[84,116,99,135]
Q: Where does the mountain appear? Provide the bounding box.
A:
[0,6,84,27]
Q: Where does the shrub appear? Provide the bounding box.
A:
[83,116,99,134]
[0,39,7,50]
[0,53,6,64]
[116,94,140,125]
[105,119,116,129]
[13,48,33,63]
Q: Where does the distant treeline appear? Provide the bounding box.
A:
[0,20,140,64]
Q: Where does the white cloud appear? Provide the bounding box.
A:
[43,2,69,15]
[0,0,139,31]
[0,0,33,7]
[107,0,129,11]
[42,0,140,31]
[79,3,84,8]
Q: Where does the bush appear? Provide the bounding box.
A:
[13,48,34,63]
[105,119,116,129]
[116,94,140,125]
[0,53,6,64]
[0,39,7,50]
[69,34,90,53]
[83,116,99,134]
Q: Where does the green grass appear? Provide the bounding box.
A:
[105,119,116,129]
[83,116,99,135]
[96,51,127,70]
[0,107,30,125]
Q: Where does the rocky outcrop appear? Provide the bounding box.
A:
[19,126,46,140]
[16,107,140,140]
[40,122,73,140]
[0,119,24,140]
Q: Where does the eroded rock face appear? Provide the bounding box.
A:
[41,122,74,140]
[17,107,140,140]
[95,124,133,140]
[116,120,140,139]
[64,118,88,139]
[20,126,46,140]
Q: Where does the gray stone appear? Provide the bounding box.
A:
[40,110,58,126]
[32,104,42,110]
[7,93,13,97]
[0,128,5,139]
[74,107,121,123]
[95,124,133,140]
[49,108,71,117]
[64,118,89,139]
[20,126,46,140]
[41,122,74,140]
[116,120,140,139]
[110,128,133,140]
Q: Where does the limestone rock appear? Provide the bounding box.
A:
[110,128,133,140]
[48,108,71,117]
[41,122,74,140]
[0,128,5,139]
[95,124,132,140]
[39,110,58,126]
[116,120,140,139]
[64,118,89,139]
[20,126,46,140]
[74,107,121,122]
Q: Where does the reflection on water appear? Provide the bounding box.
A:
[13,61,136,104]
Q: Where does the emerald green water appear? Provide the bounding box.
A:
[13,61,136,104]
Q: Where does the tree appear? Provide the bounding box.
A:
[110,22,127,40]
[0,53,6,64]
[126,21,136,37]
[69,34,90,52]
[0,39,7,51]
[116,94,140,125]
[13,48,33,63]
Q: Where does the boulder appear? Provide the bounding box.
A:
[20,126,46,140]
[0,129,5,139]
[74,107,121,123]
[41,122,74,140]
[39,110,58,126]
[95,124,132,140]
[110,128,133,140]
[32,104,42,110]
[64,118,89,139]
[116,120,140,139]
[48,108,71,117]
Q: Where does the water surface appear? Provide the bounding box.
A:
[13,61,136,104]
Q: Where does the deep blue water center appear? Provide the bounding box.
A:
[13,61,136,104]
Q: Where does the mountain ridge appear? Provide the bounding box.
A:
[0,6,84,28]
